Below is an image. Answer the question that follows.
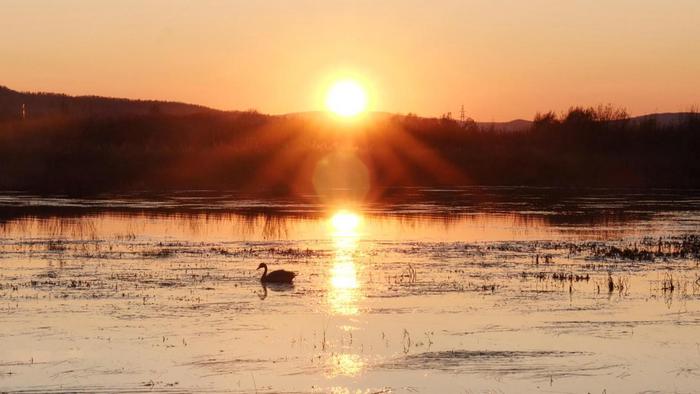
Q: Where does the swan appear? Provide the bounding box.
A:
[257,263,296,284]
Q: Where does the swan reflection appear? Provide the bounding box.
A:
[257,282,294,300]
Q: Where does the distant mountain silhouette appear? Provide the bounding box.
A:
[282,112,534,132]
[278,109,695,132]
[1,85,695,129]
[0,85,215,121]
[466,114,698,132]
[627,112,699,127]
[474,119,532,132]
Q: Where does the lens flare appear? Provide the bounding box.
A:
[312,152,370,203]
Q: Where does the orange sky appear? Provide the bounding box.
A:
[1,0,699,120]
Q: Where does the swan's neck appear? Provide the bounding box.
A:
[260,266,268,281]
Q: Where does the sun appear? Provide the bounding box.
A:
[325,80,367,117]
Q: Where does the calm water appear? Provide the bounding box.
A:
[1,188,700,393]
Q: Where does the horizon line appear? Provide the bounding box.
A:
[2,84,697,123]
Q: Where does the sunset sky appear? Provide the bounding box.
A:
[2,0,699,120]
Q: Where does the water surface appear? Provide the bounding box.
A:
[1,188,699,393]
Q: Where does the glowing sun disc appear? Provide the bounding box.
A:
[325,80,367,117]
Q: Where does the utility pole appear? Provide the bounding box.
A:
[459,104,466,127]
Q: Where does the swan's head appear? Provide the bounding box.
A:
[256,263,267,270]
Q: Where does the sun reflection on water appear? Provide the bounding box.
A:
[330,256,358,290]
[326,353,365,378]
[327,209,363,316]
[330,209,361,236]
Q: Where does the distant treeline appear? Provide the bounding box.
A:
[0,85,213,120]
[423,106,700,189]
[0,96,698,196]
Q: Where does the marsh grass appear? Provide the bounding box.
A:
[141,248,175,258]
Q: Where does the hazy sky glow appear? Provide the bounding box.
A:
[2,0,699,120]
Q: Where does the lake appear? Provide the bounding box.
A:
[1,188,699,393]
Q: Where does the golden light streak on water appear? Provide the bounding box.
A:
[326,353,365,378]
[327,209,363,316]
